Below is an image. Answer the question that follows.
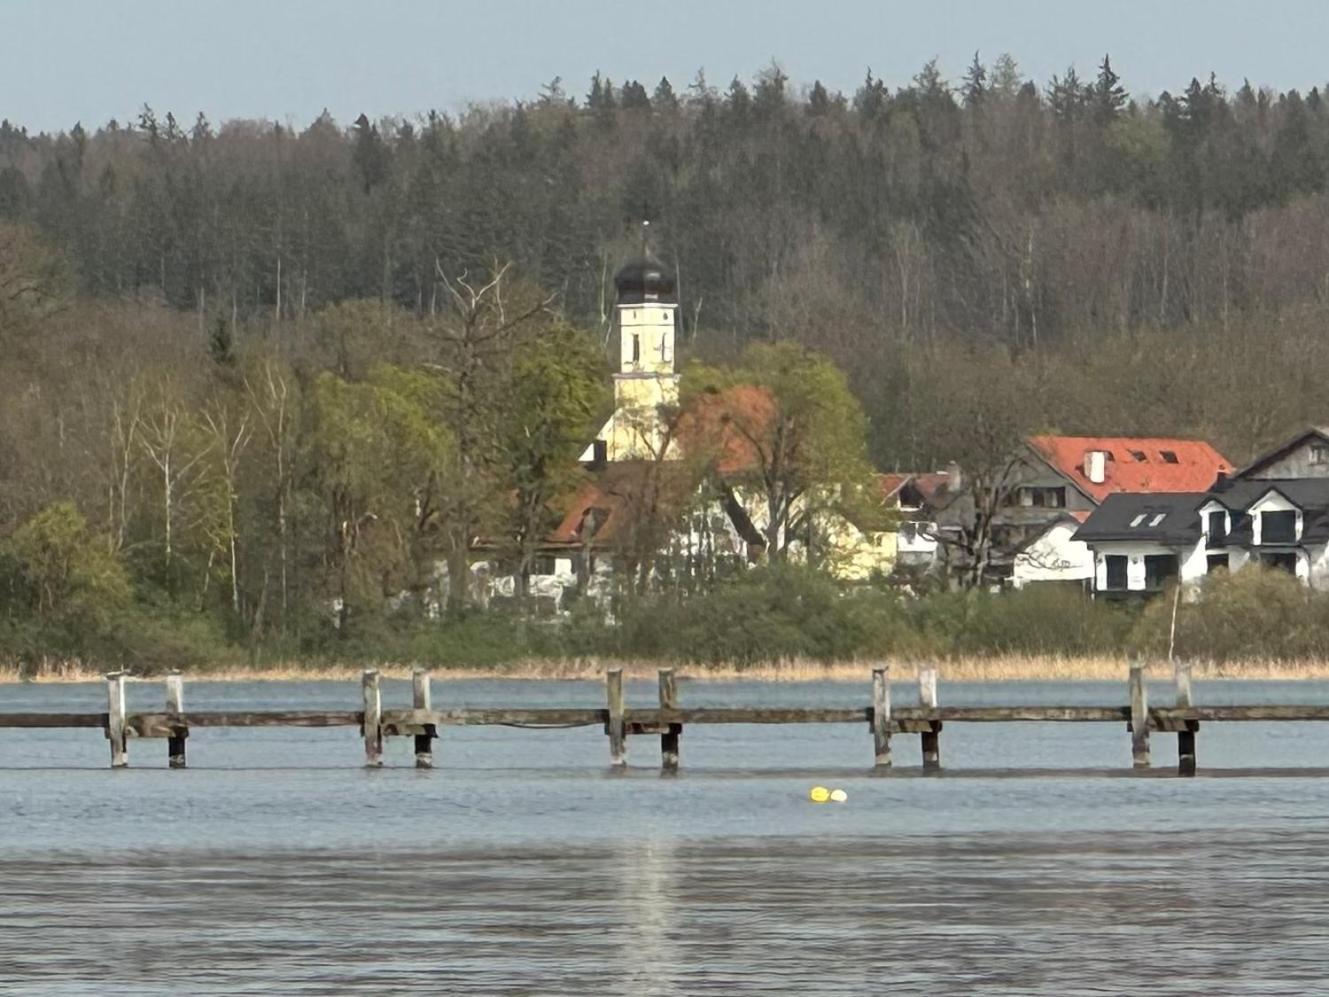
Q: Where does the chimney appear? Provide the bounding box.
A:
[1085,450,1106,485]
[945,461,961,492]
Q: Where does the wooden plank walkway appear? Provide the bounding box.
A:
[1,661,1327,774]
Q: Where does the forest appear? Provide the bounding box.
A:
[6,53,1329,669]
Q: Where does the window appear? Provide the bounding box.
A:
[1104,555,1128,590]
[1262,551,1298,574]
[1129,450,1148,462]
[531,555,557,576]
[1206,510,1226,547]
[1159,450,1179,464]
[1262,510,1297,544]
[1144,554,1179,590]
[1207,553,1229,574]
[1022,486,1066,508]
[1312,444,1329,465]
[631,333,640,364]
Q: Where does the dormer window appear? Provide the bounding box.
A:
[1159,450,1179,464]
[1206,509,1227,547]
[1130,513,1147,527]
[1261,510,1297,544]
[1312,444,1329,465]
[1129,450,1147,462]
[1148,513,1167,526]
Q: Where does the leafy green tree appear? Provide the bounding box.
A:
[682,342,873,564]
[307,364,454,626]
[496,323,609,599]
[0,501,131,629]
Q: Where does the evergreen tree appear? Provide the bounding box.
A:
[853,69,888,120]
[653,76,679,110]
[1091,55,1127,124]
[807,80,832,117]
[620,80,652,111]
[962,52,988,107]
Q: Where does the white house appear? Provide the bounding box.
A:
[1074,427,1329,596]
[1073,492,1211,596]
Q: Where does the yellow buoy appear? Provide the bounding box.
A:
[809,785,831,803]
[829,788,848,803]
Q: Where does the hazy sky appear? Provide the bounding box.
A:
[3,0,1326,133]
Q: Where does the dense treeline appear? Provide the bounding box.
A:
[7,54,1329,668]
[7,55,1329,469]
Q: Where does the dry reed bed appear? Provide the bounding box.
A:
[4,655,1329,685]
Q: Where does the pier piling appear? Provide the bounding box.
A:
[658,669,680,772]
[106,671,127,769]
[919,665,941,771]
[872,666,892,769]
[412,669,434,769]
[362,669,382,768]
[1129,659,1150,769]
[606,669,626,767]
[165,672,187,769]
[1175,660,1197,777]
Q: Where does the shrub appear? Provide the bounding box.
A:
[1133,566,1323,662]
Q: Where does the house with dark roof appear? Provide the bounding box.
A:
[1072,492,1209,595]
[1074,427,1329,595]
[926,435,1232,589]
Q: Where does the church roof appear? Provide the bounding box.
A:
[614,256,676,303]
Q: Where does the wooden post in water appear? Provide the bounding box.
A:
[412,668,434,769]
[165,671,187,769]
[919,665,941,772]
[1175,659,1197,777]
[362,669,383,768]
[872,666,892,769]
[606,669,626,767]
[659,668,679,772]
[106,671,127,768]
[1129,658,1150,769]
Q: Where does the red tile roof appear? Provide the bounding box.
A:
[676,384,776,475]
[1027,435,1232,503]
[547,462,700,547]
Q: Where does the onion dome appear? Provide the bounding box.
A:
[614,256,677,303]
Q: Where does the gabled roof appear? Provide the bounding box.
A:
[1027,435,1232,503]
[1016,509,1093,551]
[1210,477,1329,514]
[1072,492,1206,545]
[546,462,700,548]
[1233,426,1329,479]
[878,471,951,506]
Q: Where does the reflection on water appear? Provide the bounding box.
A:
[5,679,1329,993]
[5,833,1329,995]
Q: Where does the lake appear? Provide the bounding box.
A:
[4,678,1329,994]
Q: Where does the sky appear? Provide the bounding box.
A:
[2,0,1328,134]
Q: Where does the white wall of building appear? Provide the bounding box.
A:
[1012,521,1094,588]
[1092,540,1207,592]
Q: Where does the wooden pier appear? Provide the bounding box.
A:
[1,661,1328,774]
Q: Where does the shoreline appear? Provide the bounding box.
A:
[5,655,1329,684]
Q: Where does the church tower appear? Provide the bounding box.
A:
[581,248,681,462]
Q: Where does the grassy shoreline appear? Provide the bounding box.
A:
[4,655,1329,684]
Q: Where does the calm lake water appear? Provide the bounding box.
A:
[5,678,1329,994]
